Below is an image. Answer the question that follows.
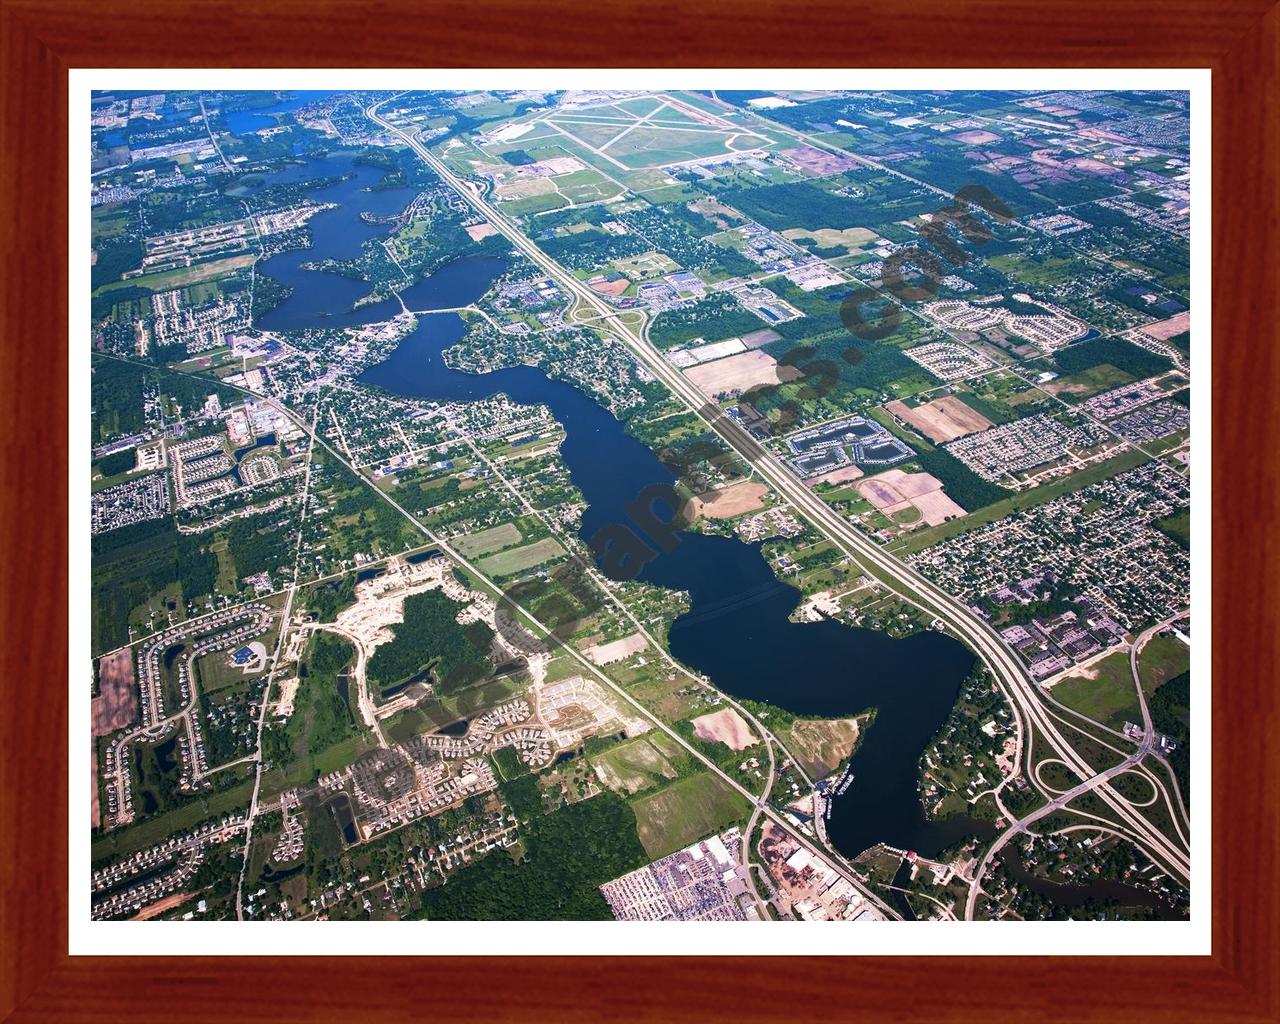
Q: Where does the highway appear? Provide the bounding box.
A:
[1129,617,1192,837]
[266,354,901,920]
[964,739,1156,920]
[197,94,236,175]
[366,98,1189,906]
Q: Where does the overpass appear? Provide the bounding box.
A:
[365,97,1190,907]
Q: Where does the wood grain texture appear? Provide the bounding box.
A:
[0,0,1275,1020]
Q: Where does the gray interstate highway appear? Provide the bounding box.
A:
[368,100,1191,892]
[269,350,899,920]
[965,734,1157,920]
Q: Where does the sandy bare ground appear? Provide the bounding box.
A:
[740,328,782,349]
[584,631,648,666]
[1042,378,1094,397]
[780,145,859,175]
[684,351,801,399]
[878,468,947,500]
[912,488,968,524]
[1140,311,1191,340]
[326,555,471,746]
[789,717,861,777]
[795,591,841,622]
[590,278,630,297]
[273,677,301,718]
[885,395,993,443]
[131,891,193,921]
[685,480,768,521]
[91,740,100,829]
[782,226,877,251]
[691,707,757,751]
[954,129,1001,145]
[333,555,452,650]
[465,223,499,242]
[859,478,905,509]
[807,464,864,487]
[495,177,555,199]
[1047,661,1102,686]
[856,468,966,525]
[94,648,138,737]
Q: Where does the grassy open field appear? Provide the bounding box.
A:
[1155,508,1191,549]
[1037,759,1082,791]
[554,169,625,204]
[499,192,569,216]
[1137,634,1191,697]
[452,522,522,559]
[629,771,748,859]
[537,101,774,176]
[1043,364,1135,401]
[91,778,255,863]
[591,735,680,795]
[781,226,878,252]
[93,253,255,296]
[1112,769,1157,804]
[194,650,260,694]
[476,536,566,577]
[1049,651,1140,731]
[987,252,1079,287]
[613,129,760,169]
[615,96,666,118]
[261,733,379,796]
[381,673,529,744]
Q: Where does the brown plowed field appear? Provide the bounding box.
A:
[885,395,992,443]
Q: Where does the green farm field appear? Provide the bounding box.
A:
[453,522,523,559]
[92,253,255,296]
[629,771,748,859]
[1049,651,1140,731]
[476,536,566,577]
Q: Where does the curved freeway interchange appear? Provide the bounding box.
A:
[366,97,1191,919]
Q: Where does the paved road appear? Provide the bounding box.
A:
[367,98,1190,892]
[198,94,236,175]
[1129,616,1192,837]
[235,400,322,919]
[363,102,1198,933]
[964,742,1152,920]
[1130,620,1165,741]
[268,346,900,920]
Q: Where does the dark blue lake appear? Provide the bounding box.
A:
[251,152,990,860]
[254,156,414,330]
[360,312,987,859]
[250,153,509,333]
[222,91,337,136]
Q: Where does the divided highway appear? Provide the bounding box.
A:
[366,99,1190,914]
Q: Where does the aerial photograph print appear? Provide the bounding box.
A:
[85,83,1196,934]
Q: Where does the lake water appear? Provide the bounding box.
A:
[253,153,990,860]
[326,792,358,846]
[222,91,337,136]
[1001,845,1186,919]
[359,312,989,859]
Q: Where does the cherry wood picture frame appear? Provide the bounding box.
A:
[2,1,1276,1020]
